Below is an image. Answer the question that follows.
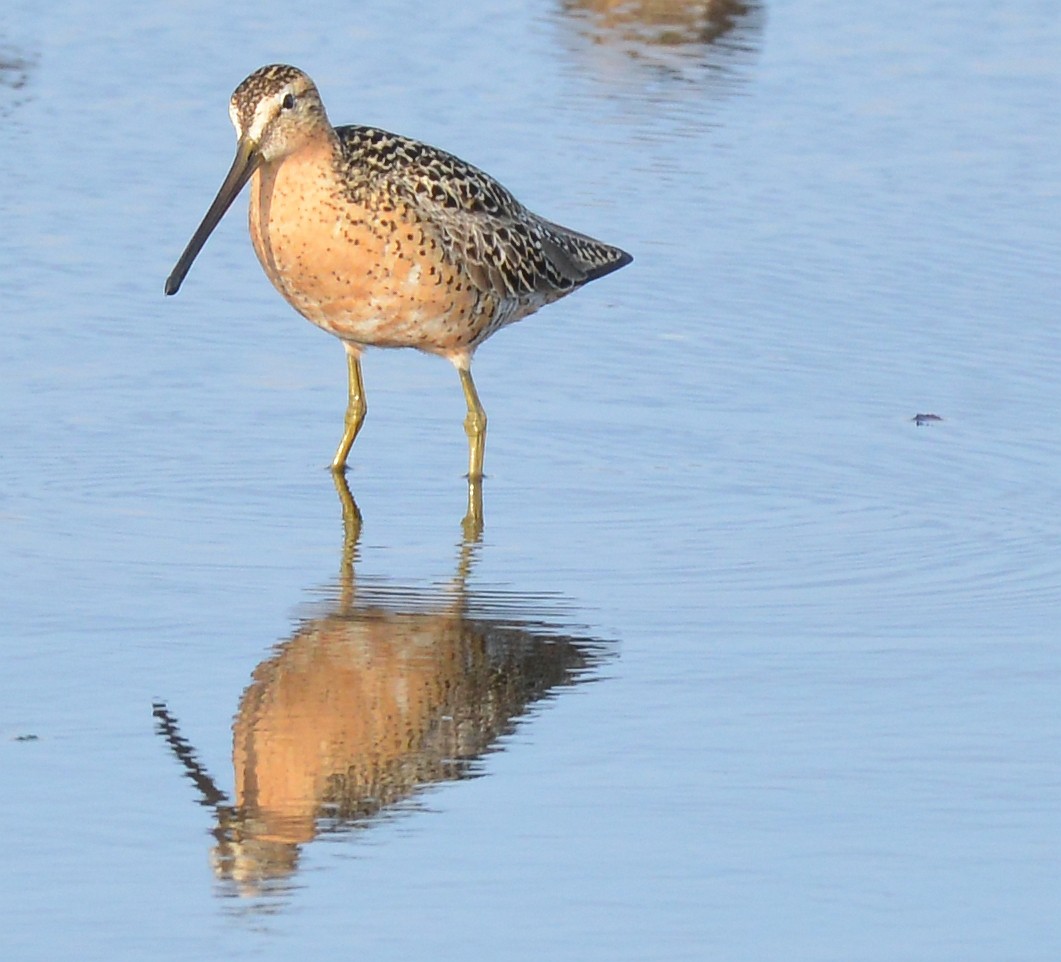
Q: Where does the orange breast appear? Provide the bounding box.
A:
[248,139,496,358]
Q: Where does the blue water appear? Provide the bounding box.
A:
[2,0,1060,959]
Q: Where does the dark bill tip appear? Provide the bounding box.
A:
[164,136,261,297]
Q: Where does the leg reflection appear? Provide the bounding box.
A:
[154,475,605,900]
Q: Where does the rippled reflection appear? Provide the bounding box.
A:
[0,46,34,113]
[154,475,612,897]
[0,55,31,87]
[555,0,765,88]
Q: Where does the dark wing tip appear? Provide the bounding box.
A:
[583,245,632,283]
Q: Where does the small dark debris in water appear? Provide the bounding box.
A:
[13,734,39,742]
[913,413,943,426]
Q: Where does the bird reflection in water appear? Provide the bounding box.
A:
[557,0,765,83]
[154,475,611,895]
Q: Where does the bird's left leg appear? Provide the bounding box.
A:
[331,344,367,472]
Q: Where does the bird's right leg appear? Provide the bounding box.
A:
[458,365,487,482]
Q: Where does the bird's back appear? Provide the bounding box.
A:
[333,125,631,320]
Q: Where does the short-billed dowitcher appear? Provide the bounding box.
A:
[165,64,631,479]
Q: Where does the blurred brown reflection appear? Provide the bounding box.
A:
[565,0,757,45]
[556,0,764,84]
[155,475,610,892]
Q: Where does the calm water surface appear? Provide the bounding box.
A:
[2,0,1060,959]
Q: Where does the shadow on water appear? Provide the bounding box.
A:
[154,474,614,901]
[553,0,766,88]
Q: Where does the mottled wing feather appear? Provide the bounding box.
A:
[333,126,629,303]
[538,218,634,283]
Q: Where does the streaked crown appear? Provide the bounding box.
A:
[228,64,329,160]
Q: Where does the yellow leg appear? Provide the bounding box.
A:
[459,366,487,481]
[461,476,484,543]
[331,351,366,473]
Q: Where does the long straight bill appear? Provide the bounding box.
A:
[164,137,261,295]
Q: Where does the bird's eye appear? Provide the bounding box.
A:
[281,93,295,110]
